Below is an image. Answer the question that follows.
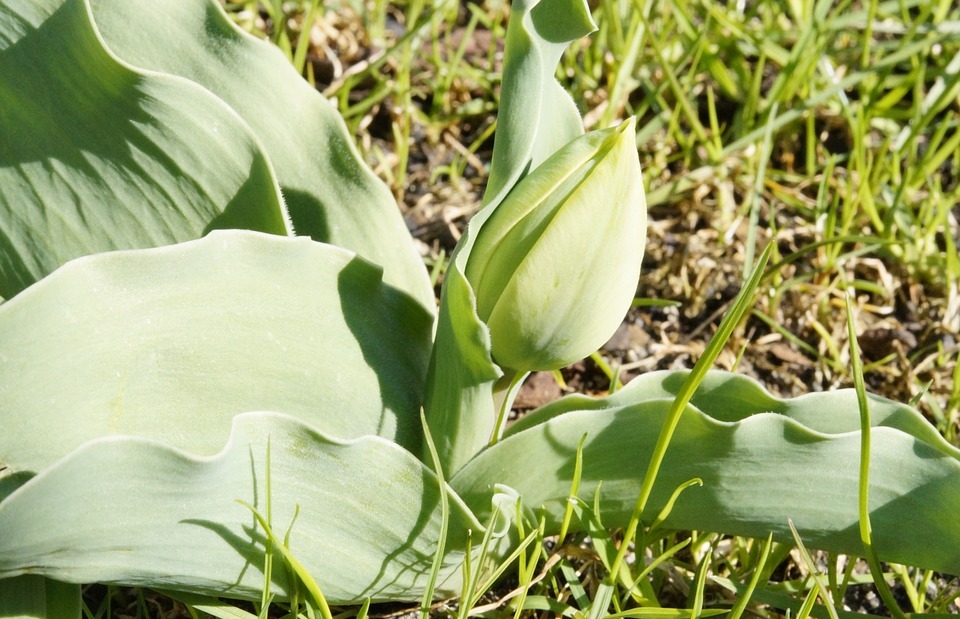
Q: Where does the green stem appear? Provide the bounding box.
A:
[845,295,907,619]
[489,370,528,446]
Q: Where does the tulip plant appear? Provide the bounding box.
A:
[1,0,959,616]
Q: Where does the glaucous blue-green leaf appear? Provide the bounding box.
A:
[86,0,435,309]
[0,231,431,484]
[421,249,503,476]
[483,0,596,206]
[451,370,960,576]
[0,0,289,299]
[509,370,959,450]
[0,413,483,603]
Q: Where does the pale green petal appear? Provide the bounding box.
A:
[481,120,647,371]
[466,127,613,319]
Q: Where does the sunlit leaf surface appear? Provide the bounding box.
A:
[0,0,288,299]
[0,413,481,603]
[452,371,960,575]
[0,231,431,481]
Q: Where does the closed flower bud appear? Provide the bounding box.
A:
[465,117,647,372]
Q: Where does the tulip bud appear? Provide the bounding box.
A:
[465,117,647,372]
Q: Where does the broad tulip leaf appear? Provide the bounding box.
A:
[0,0,289,299]
[0,230,432,483]
[483,0,596,206]
[0,412,483,603]
[87,0,435,309]
[421,241,503,475]
[451,370,960,576]
[510,370,958,454]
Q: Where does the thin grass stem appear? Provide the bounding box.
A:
[605,243,773,594]
[844,295,908,619]
[419,410,450,619]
